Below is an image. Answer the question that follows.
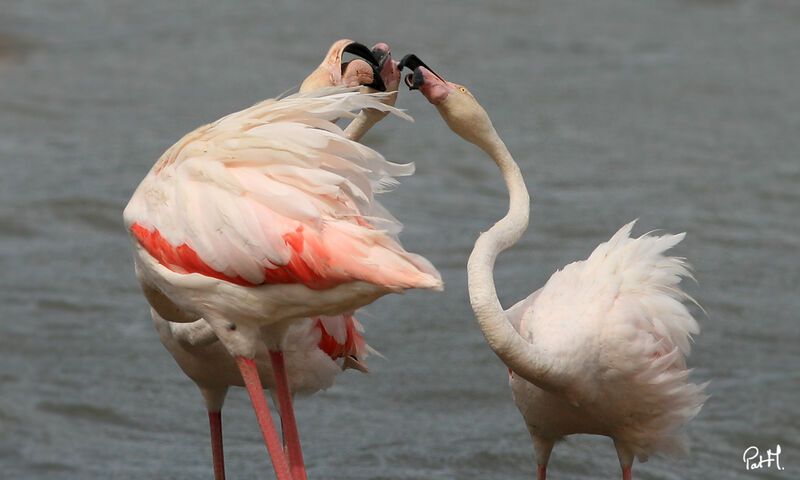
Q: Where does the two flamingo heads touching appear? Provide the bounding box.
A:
[124,40,706,480]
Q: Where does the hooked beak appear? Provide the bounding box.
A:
[342,41,381,66]
[398,54,445,90]
[341,41,386,91]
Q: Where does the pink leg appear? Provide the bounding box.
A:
[537,464,546,480]
[208,411,226,480]
[622,465,632,480]
[235,357,293,480]
[270,350,308,480]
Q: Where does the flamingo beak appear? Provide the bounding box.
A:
[407,68,426,90]
[341,42,386,91]
[398,54,445,90]
[342,41,381,66]
[366,68,386,91]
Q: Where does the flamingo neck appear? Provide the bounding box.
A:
[467,133,558,391]
[343,90,397,141]
[343,109,387,142]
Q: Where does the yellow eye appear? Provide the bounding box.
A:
[459,87,467,93]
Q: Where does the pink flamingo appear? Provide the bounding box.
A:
[124,42,441,480]
[142,40,406,480]
[401,55,707,480]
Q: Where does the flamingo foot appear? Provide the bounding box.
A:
[622,465,632,480]
[270,350,308,480]
[235,357,293,480]
[208,411,226,480]
[537,464,546,480]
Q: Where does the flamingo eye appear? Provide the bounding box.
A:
[459,87,467,93]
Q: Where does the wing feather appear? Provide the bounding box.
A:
[124,88,441,291]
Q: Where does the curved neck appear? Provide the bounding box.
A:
[467,133,559,391]
[343,109,388,142]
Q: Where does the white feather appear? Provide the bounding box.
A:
[513,221,707,461]
[123,88,440,290]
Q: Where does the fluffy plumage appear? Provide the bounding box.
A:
[124,85,443,480]
[509,221,708,463]
[124,88,440,292]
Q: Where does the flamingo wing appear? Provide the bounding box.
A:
[124,89,441,291]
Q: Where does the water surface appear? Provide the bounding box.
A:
[1,1,798,479]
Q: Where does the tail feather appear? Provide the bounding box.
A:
[594,221,707,458]
[585,221,699,355]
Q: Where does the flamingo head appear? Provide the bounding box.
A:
[399,54,495,148]
[300,39,386,92]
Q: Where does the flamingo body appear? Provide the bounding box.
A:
[124,89,442,341]
[507,222,707,466]
[402,56,707,478]
[124,86,441,480]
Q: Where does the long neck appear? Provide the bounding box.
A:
[343,91,397,141]
[467,133,559,392]
[343,109,388,142]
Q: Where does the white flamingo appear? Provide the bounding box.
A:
[144,40,407,480]
[401,55,708,480]
[123,40,442,479]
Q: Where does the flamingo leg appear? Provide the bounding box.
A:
[615,440,634,480]
[532,436,553,480]
[269,350,308,480]
[207,411,226,480]
[235,357,293,480]
[622,466,632,480]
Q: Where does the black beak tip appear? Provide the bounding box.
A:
[404,69,425,91]
[397,53,444,88]
[398,53,419,73]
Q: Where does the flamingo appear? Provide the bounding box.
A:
[123,41,442,480]
[400,55,708,480]
[143,40,407,480]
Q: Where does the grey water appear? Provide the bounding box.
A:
[1,1,798,479]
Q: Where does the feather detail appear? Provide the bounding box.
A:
[124,88,441,291]
[315,314,368,363]
[518,221,707,460]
